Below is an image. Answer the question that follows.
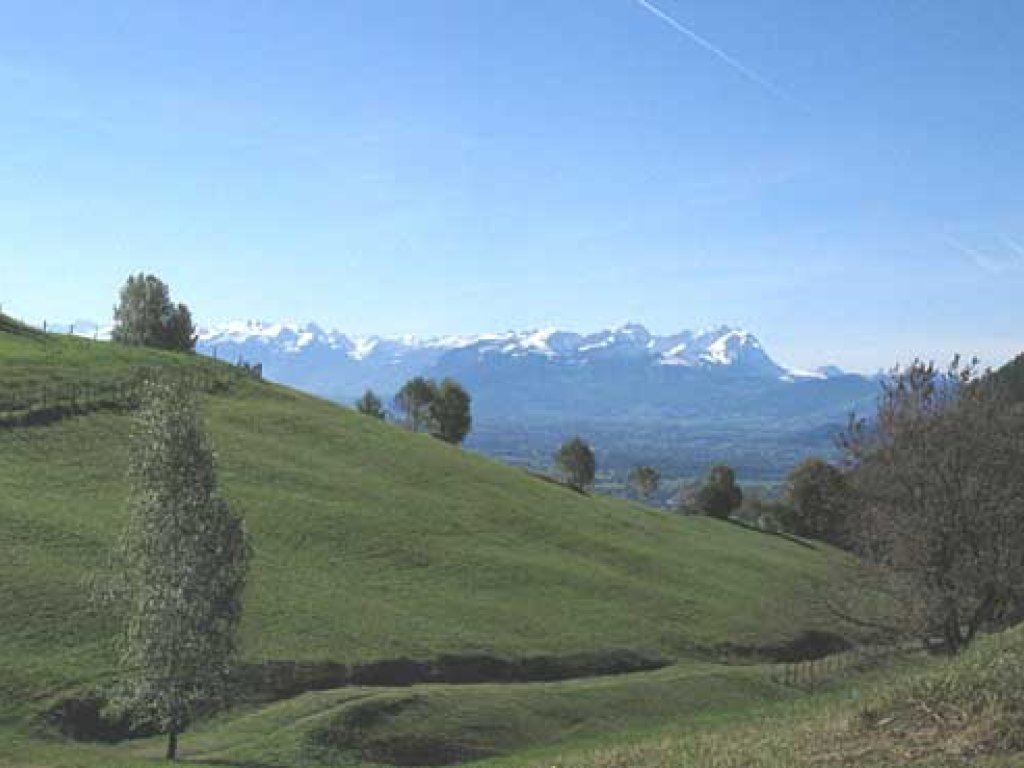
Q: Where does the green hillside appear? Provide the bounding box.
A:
[0,317,226,391]
[0,323,868,765]
[504,623,1024,768]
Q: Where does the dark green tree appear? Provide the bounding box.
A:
[109,381,250,760]
[694,464,743,519]
[990,352,1024,404]
[779,458,849,543]
[393,377,438,431]
[355,389,386,420]
[555,437,596,493]
[627,465,660,501]
[430,378,472,445]
[162,303,197,353]
[111,274,196,352]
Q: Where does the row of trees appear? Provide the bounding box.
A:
[552,442,663,500]
[355,377,473,446]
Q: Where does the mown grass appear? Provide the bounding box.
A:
[0,321,874,766]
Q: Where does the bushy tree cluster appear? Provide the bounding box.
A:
[393,377,472,445]
[777,458,849,544]
[111,274,196,352]
[693,464,743,519]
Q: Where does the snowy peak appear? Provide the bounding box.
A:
[194,320,793,375]
[199,320,349,353]
[653,327,779,374]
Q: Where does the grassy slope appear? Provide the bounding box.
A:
[496,627,1024,768]
[10,632,1024,768]
[0,324,863,765]
[0,661,793,767]
[0,317,224,390]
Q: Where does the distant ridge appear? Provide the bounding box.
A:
[194,320,845,381]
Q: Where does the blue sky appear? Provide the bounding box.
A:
[0,1,1021,371]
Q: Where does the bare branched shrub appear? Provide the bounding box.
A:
[840,357,1024,653]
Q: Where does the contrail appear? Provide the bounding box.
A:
[631,0,803,109]
[942,234,1005,274]
[1001,234,1024,265]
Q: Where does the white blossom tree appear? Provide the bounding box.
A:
[111,380,250,760]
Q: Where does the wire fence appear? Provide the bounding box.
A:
[0,310,105,339]
[0,366,252,429]
[768,642,917,690]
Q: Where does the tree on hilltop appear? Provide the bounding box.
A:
[111,274,196,352]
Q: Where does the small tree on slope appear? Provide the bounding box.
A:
[430,378,472,445]
[355,389,387,420]
[394,376,438,432]
[555,437,596,493]
[628,465,660,501]
[695,464,743,519]
[111,380,251,760]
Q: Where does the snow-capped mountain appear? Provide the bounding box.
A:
[196,320,829,382]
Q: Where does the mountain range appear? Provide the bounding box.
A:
[190,320,879,479]
[195,320,847,387]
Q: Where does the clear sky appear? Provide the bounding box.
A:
[1,1,1021,371]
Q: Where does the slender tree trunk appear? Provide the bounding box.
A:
[166,728,178,761]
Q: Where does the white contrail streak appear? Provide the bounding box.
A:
[942,234,1005,274]
[1001,235,1024,265]
[631,0,802,109]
